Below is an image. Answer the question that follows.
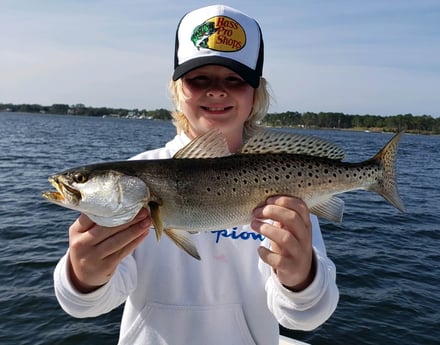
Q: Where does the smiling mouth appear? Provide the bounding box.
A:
[202,106,233,112]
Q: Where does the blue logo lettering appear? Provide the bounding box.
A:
[211,227,265,244]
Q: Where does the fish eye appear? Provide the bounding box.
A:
[73,172,88,184]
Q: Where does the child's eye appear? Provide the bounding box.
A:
[192,75,209,81]
[183,75,210,88]
[225,76,246,86]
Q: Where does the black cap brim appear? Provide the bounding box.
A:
[172,56,260,88]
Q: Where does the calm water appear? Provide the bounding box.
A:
[1,112,439,345]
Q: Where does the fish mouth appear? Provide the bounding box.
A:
[42,176,81,204]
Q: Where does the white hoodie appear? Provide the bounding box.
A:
[54,133,339,345]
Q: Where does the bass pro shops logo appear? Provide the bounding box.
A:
[191,16,246,52]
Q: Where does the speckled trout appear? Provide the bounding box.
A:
[42,129,405,259]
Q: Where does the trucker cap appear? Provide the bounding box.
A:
[173,4,264,88]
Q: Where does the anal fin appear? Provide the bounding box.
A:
[310,196,345,223]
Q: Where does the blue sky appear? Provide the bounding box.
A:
[1,0,439,116]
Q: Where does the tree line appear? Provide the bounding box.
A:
[0,103,172,120]
[1,103,439,134]
[262,111,440,134]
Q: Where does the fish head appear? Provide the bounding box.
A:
[42,167,149,227]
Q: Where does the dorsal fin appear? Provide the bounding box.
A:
[173,129,232,159]
[241,129,345,160]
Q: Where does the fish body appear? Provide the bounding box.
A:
[43,130,405,259]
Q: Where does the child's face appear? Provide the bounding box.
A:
[181,65,254,145]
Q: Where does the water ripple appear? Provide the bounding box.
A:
[1,113,439,344]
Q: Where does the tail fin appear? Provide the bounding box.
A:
[369,131,406,212]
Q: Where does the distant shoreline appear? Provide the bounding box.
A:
[1,106,439,135]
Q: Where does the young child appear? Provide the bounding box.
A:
[54,5,339,344]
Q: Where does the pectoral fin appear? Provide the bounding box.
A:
[164,229,201,260]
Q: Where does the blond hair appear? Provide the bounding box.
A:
[168,77,270,140]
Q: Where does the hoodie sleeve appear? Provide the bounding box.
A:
[53,251,137,318]
[265,215,339,330]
